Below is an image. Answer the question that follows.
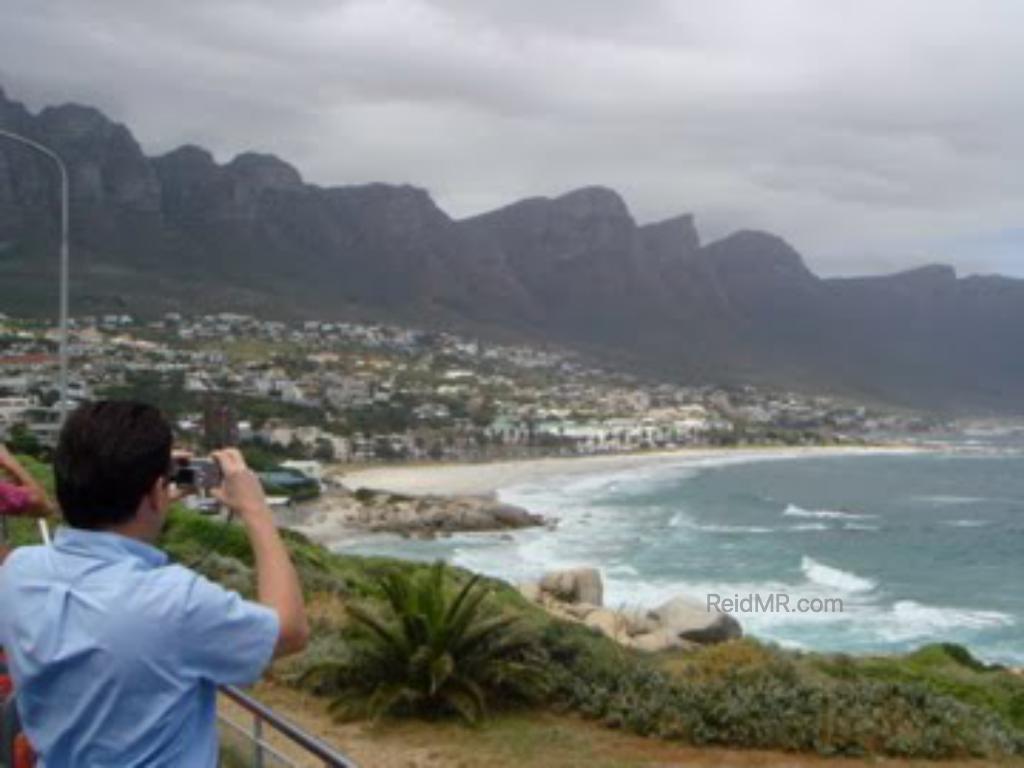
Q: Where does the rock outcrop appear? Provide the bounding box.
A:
[522,568,742,653]
[291,487,545,541]
[538,568,604,606]
[649,596,744,644]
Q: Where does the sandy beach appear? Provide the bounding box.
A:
[331,445,916,497]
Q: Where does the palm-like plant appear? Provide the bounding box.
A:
[301,562,548,724]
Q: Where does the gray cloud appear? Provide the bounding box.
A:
[1,0,1023,276]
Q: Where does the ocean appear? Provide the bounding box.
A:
[337,441,1024,666]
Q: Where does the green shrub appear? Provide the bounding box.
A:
[556,641,1024,758]
[5,425,45,459]
[811,642,1024,733]
[299,562,548,724]
[161,506,254,564]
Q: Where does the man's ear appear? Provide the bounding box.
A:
[144,476,167,515]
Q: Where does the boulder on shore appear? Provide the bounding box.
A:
[539,568,604,606]
[627,629,700,653]
[619,607,661,637]
[583,608,624,638]
[649,596,743,644]
[517,582,542,603]
[563,602,600,620]
[490,504,543,528]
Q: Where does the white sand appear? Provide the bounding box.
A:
[333,445,914,497]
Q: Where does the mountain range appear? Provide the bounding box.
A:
[2,84,1022,414]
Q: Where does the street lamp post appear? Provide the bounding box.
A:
[0,129,71,423]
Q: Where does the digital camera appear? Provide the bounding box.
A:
[168,457,223,490]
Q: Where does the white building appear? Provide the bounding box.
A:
[280,460,324,484]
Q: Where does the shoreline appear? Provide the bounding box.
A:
[289,445,915,547]
[330,444,920,497]
[297,443,1024,670]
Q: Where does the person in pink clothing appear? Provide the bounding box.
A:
[0,443,53,563]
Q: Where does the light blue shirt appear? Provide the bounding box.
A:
[0,527,279,767]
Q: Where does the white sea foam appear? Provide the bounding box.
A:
[529,461,697,502]
[783,504,876,521]
[940,519,993,528]
[685,523,776,534]
[801,556,876,593]
[843,522,881,532]
[602,577,795,616]
[602,573,871,640]
[492,447,889,508]
[606,563,640,577]
[880,601,1015,641]
[789,522,831,532]
[915,495,990,505]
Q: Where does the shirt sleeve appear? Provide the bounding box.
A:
[0,482,33,516]
[176,570,280,686]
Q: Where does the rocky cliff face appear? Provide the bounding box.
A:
[3,85,1024,413]
[0,91,162,271]
[462,187,668,345]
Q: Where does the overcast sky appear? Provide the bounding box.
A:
[2,0,1023,277]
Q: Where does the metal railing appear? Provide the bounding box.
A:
[218,686,358,768]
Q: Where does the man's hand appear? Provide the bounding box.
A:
[207,447,308,657]
[166,450,195,503]
[0,443,18,474]
[0,443,53,516]
[209,449,269,520]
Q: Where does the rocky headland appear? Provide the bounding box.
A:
[286,485,547,543]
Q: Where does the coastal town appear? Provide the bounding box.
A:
[0,310,939,472]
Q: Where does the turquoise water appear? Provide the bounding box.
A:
[338,446,1024,665]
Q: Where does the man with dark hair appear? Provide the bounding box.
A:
[53,400,174,530]
[0,401,309,767]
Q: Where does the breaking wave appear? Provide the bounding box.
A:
[881,601,1015,641]
[684,522,775,534]
[801,556,876,593]
[939,519,993,528]
[788,522,831,532]
[783,504,876,521]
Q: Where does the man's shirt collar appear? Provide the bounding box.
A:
[54,526,168,568]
